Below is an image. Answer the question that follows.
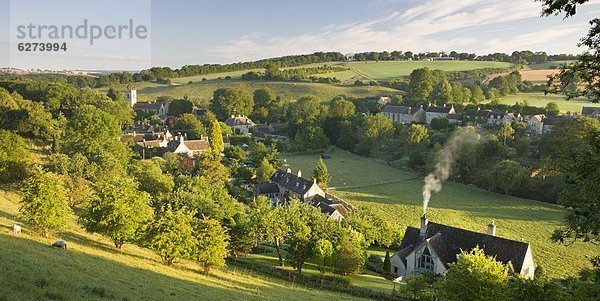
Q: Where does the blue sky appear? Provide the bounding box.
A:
[2,0,600,70]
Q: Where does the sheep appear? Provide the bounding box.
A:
[12,224,21,235]
[52,240,67,250]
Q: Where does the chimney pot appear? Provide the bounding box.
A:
[419,215,428,240]
[286,168,291,174]
[487,221,497,236]
[297,170,302,178]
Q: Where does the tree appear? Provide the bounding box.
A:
[312,158,332,188]
[194,218,229,274]
[357,114,394,156]
[337,120,356,150]
[430,79,453,105]
[437,247,509,301]
[169,98,193,117]
[295,126,329,150]
[489,160,531,196]
[383,251,391,273]
[287,96,326,136]
[497,122,515,145]
[195,153,229,186]
[332,228,366,275]
[210,87,254,120]
[145,206,195,265]
[20,170,70,236]
[208,119,224,155]
[430,117,450,130]
[545,102,560,117]
[470,85,485,104]
[329,97,355,119]
[248,196,288,266]
[0,130,32,183]
[409,68,434,102]
[130,160,174,197]
[173,114,206,140]
[313,239,333,274]
[81,176,153,248]
[406,124,428,145]
[507,267,565,301]
[256,157,275,183]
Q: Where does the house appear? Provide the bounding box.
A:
[168,134,210,157]
[525,114,545,135]
[225,115,256,135]
[462,108,492,124]
[133,101,169,117]
[425,105,456,124]
[391,216,535,279]
[377,96,392,106]
[255,169,348,220]
[380,105,426,125]
[541,117,562,134]
[582,107,600,119]
[134,138,170,159]
[488,111,522,125]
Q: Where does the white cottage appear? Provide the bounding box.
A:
[391,216,535,279]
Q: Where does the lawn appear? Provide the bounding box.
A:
[0,188,370,301]
[494,92,600,113]
[282,149,597,278]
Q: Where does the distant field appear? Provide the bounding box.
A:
[527,61,574,70]
[519,70,560,84]
[494,92,600,113]
[283,150,597,278]
[132,80,398,105]
[0,189,369,301]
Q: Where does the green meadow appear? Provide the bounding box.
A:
[494,92,600,113]
[0,189,369,301]
[282,149,597,278]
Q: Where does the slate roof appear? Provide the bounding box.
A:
[382,106,412,114]
[398,222,530,273]
[582,107,600,115]
[463,109,492,118]
[183,139,210,151]
[310,194,349,217]
[270,169,315,195]
[133,102,164,111]
[542,117,563,126]
[254,183,280,195]
[426,106,454,113]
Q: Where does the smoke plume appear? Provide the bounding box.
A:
[422,128,479,214]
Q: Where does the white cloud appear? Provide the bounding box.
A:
[211,0,565,61]
[482,24,585,53]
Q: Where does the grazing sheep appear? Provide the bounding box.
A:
[13,224,21,235]
[52,240,67,250]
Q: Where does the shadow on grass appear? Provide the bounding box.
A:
[0,233,344,301]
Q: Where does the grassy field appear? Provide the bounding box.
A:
[493,92,600,113]
[526,61,575,70]
[128,80,398,105]
[282,150,597,278]
[0,189,370,301]
[314,61,513,82]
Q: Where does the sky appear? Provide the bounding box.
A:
[1,0,600,70]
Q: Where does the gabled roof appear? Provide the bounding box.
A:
[426,106,454,113]
[133,102,164,111]
[183,139,210,151]
[542,117,563,125]
[463,109,492,118]
[310,194,349,217]
[382,106,411,114]
[225,115,256,127]
[135,140,164,148]
[398,222,530,273]
[582,106,600,115]
[270,169,315,195]
[255,183,280,195]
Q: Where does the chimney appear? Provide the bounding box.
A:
[297,170,302,178]
[487,221,496,236]
[286,168,291,174]
[419,214,428,240]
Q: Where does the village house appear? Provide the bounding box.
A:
[377,96,392,106]
[126,89,170,118]
[168,134,211,157]
[425,105,456,124]
[225,115,256,135]
[488,111,522,125]
[463,108,492,122]
[391,216,535,279]
[380,105,426,125]
[582,106,600,119]
[541,116,563,134]
[525,114,545,134]
[254,169,348,221]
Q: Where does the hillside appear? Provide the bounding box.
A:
[494,92,600,113]
[282,150,597,278]
[0,189,368,301]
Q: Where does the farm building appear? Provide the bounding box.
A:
[391,216,535,279]
[425,105,456,124]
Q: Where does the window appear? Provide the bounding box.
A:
[393,266,398,274]
[417,247,435,272]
